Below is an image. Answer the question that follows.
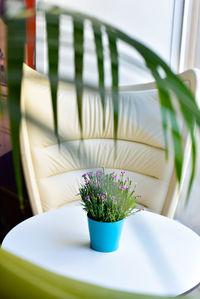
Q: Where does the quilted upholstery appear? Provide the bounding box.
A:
[20,64,199,216]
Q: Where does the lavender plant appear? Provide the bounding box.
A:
[79,169,142,222]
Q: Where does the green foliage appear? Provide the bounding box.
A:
[152,68,183,182]
[93,23,106,128]
[6,17,26,208]
[79,169,141,222]
[107,30,119,145]
[46,13,59,143]
[73,17,84,136]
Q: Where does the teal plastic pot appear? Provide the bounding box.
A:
[87,217,124,252]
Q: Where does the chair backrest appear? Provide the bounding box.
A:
[20,64,200,216]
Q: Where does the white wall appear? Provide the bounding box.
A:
[36,0,184,85]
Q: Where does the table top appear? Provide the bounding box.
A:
[2,202,200,296]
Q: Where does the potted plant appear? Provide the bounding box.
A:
[79,169,141,252]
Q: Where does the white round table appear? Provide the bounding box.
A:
[2,202,200,296]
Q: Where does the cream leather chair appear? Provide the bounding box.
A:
[20,64,200,217]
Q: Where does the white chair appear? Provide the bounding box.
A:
[20,64,200,217]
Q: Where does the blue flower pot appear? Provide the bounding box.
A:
[87,217,124,252]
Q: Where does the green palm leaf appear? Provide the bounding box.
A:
[46,13,59,143]
[6,17,26,208]
[93,23,106,129]
[151,67,183,183]
[166,74,199,200]
[73,17,84,137]
[107,30,119,153]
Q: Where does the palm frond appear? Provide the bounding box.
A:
[46,13,59,143]
[73,16,84,137]
[6,17,26,208]
[93,23,105,129]
[4,3,200,207]
[107,29,119,146]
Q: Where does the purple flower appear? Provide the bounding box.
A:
[87,171,94,176]
[85,180,91,186]
[85,196,90,200]
[101,195,106,200]
[119,185,127,190]
[111,196,116,199]
[121,171,125,175]
[113,200,118,204]
[82,173,87,178]
[94,183,99,188]
[112,174,117,178]
[96,171,102,179]
[104,191,107,195]
[97,193,101,197]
